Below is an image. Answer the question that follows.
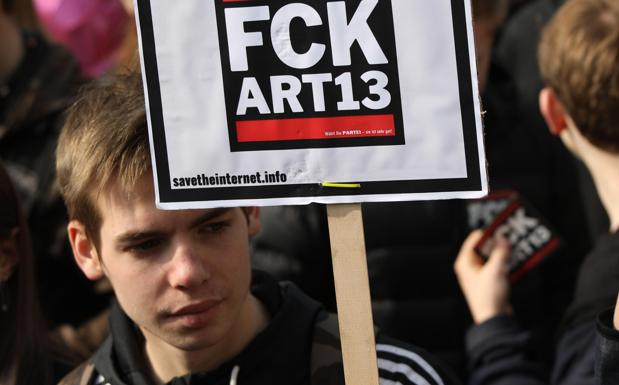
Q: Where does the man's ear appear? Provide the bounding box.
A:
[243,207,261,237]
[539,87,569,136]
[67,220,104,280]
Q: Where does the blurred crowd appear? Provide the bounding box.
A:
[0,0,618,384]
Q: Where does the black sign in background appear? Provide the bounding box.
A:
[136,0,483,204]
[473,196,562,282]
[214,0,405,152]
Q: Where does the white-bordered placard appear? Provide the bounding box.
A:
[135,0,487,209]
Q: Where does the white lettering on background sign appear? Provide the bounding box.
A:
[219,0,404,151]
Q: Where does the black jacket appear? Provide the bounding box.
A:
[59,271,460,385]
[465,231,619,385]
[0,31,110,326]
[595,308,619,385]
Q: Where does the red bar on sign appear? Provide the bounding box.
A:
[236,114,396,142]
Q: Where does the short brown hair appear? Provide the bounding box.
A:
[56,73,151,247]
[539,0,619,153]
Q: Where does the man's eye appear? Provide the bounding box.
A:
[199,222,229,234]
[128,239,162,253]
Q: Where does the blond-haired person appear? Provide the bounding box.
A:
[55,73,462,385]
[454,0,619,384]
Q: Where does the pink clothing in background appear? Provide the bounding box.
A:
[34,0,129,77]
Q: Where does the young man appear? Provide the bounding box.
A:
[454,0,619,384]
[55,73,460,385]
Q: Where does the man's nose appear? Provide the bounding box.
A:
[167,241,210,289]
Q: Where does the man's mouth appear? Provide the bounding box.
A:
[168,300,223,327]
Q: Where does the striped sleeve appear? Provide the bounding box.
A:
[376,343,447,385]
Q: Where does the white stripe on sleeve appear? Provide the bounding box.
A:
[376,344,444,385]
[378,358,432,385]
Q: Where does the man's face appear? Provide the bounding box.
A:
[87,177,260,351]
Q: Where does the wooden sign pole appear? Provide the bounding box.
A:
[326,203,380,385]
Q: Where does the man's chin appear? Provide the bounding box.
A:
[141,322,221,352]
[164,326,224,351]
[173,339,215,352]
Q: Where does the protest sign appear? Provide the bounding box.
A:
[474,193,562,283]
[135,0,487,209]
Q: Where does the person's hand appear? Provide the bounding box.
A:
[613,293,619,330]
[454,230,513,324]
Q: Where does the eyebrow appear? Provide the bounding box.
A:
[115,230,165,248]
[188,208,233,229]
[114,208,234,247]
